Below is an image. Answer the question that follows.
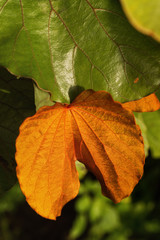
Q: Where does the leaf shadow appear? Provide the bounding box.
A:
[68,86,85,103]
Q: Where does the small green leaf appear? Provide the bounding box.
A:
[89,197,106,223]
[89,205,120,235]
[142,110,160,158]
[34,84,54,111]
[0,67,35,194]
[69,214,87,240]
[134,108,160,159]
[0,1,160,103]
[75,161,87,180]
[75,194,91,213]
[134,113,149,157]
[121,0,160,42]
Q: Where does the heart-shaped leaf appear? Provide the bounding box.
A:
[16,90,145,219]
[0,1,160,103]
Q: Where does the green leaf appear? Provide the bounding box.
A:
[89,197,107,223]
[75,194,91,213]
[89,205,120,236]
[0,67,35,194]
[142,110,160,158]
[134,113,149,157]
[120,0,160,43]
[34,84,54,111]
[75,161,87,180]
[134,108,160,158]
[69,214,87,240]
[0,1,160,103]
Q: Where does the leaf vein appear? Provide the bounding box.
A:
[0,0,9,14]
[72,107,141,158]
[48,0,110,88]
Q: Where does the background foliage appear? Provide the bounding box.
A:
[0,154,160,240]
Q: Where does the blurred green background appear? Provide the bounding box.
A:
[0,152,160,240]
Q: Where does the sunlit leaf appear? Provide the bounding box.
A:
[16,90,145,219]
[123,93,160,112]
[73,90,145,203]
[16,104,80,220]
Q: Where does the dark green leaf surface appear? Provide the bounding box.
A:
[0,0,160,103]
[0,67,35,194]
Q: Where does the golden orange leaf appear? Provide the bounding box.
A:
[122,93,160,112]
[16,103,80,220]
[16,90,145,219]
[71,90,145,203]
